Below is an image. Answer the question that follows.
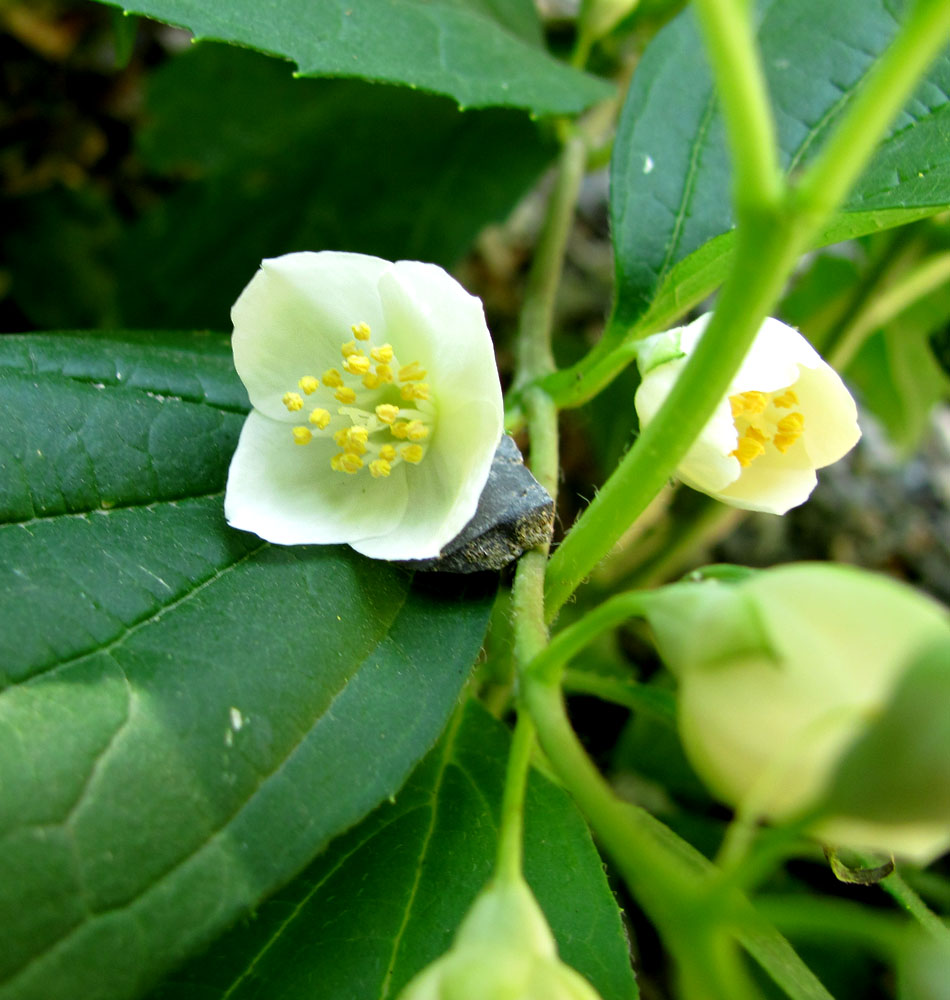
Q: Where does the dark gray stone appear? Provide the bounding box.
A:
[401,435,554,574]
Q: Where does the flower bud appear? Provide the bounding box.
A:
[644,564,950,862]
[396,878,604,1000]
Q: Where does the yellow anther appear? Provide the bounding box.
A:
[773,412,805,453]
[398,362,427,382]
[335,386,357,404]
[362,373,380,389]
[732,433,766,468]
[369,459,392,478]
[379,444,397,462]
[773,388,798,408]
[282,391,304,412]
[334,426,368,454]
[343,354,372,375]
[376,404,400,424]
[322,368,343,388]
[776,412,805,434]
[292,426,313,445]
[298,375,319,395]
[341,340,363,358]
[309,408,331,429]
[349,426,369,447]
[330,453,344,472]
[375,364,394,384]
[340,452,363,474]
[351,321,372,341]
[746,426,769,444]
[729,390,768,417]
[401,444,424,464]
[391,421,410,439]
[406,420,429,442]
[371,343,394,364]
[401,382,429,401]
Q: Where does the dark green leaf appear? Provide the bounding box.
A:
[87,0,611,115]
[146,700,638,1000]
[116,44,555,329]
[610,0,950,328]
[0,332,494,1000]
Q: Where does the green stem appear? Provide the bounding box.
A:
[544,218,800,620]
[562,668,677,724]
[793,0,950,225]
[494,711,537,883]
[691,0,782,213]
[829,250,950,368]
[881,869,950,944]
[523,675,763,1000]
[544,0,950,620]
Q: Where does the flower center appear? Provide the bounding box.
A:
[279,321,435,478]
[728,387,804,467]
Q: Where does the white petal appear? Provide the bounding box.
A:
[635,364,740,493]
[232,251,390,421]
[225,411,408,545]
[715,458,818,514]
[351,400,501,561]
[794,364,862,468]
[380,260,504,416]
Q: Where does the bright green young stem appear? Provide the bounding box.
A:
[829,251,950,368]
[544,219,799,619]
[544,0,950,619]
[494,711,537,883]
[881,869,950,945]
[691,0,783,213]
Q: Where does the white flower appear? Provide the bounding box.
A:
[634,314,861,514]
[224,252,503,560]
[396,878,604,1000]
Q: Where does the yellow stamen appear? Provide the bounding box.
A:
[390,421,410,439]
[406,420,429,442]
[335,386,357,404]
[292,426,312,445]
[330,451,363,476]
[401,382,429,401]
[309,408,331,429]
[732,433,766,467]
[398,362,426,382]
[371,344,394,363]
[298,375,319,395]
[369,459,392,478]
[322,368,343,388]
[362,373,380,389]
[351,322,372,341]
[343,354,371,376]
[401,445,424,464]
[376,404,400,424]
[375,364,394,384]
[341,340,362,359]
[746,426,769,444]
[773,389,798,408]
[773,412,805,453]
[379,444,397,462]
[282,391,304,412]
[334,426,368,454]
[729,390,768,417]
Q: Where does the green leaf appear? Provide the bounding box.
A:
[0,332,495,1000]
[87,0,611,115]
[610,0,950,328]
[146,700,638,1000]
[111,44,555,330]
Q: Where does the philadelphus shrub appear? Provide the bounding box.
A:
[645,564,950,863]
[225,251,503,560]
[396,877,604,1000]
[634,314,861,513]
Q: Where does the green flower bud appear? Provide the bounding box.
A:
[644,564,950,863]
[396,878,604,1000]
